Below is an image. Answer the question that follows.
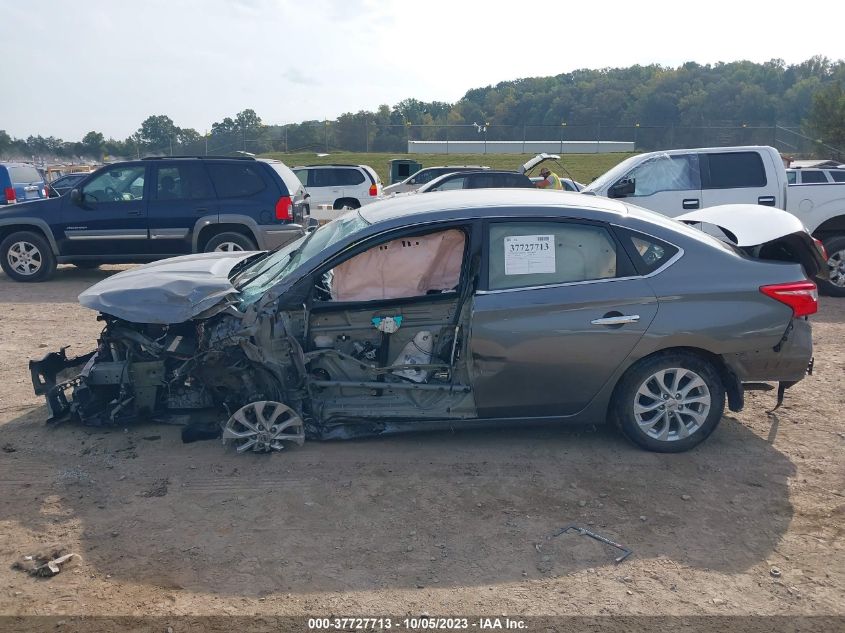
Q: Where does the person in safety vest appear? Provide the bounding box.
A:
[536,166,563,190]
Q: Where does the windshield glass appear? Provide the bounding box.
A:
[237,211,370,305]
[581,154,643,193]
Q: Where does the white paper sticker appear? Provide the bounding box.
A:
[504,235,555,275]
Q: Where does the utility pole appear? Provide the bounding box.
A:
[169,134,173,156]
[325,120,329,153]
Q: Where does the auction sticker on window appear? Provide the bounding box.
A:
[504,235,555,275]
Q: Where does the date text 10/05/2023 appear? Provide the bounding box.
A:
[307,617,527,630]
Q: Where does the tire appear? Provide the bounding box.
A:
[203,231,257,253]
[333,198,360,210]
[611,352,725,453]
[819,235,845,297]
[72,261,101,270]
[0,230,57,282]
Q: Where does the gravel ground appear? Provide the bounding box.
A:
[0,265,842,622]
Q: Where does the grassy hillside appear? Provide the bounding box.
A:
[260,151,635,185]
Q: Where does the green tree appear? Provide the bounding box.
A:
[234,109,262,132]
[0,130,12,157]
[138,115,179,151]
[806,81,845,152]
[81,131,105,159]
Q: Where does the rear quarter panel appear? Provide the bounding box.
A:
[620,215,812,380]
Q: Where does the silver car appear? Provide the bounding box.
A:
[30,190,825,453]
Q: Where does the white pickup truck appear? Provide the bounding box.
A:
[581,145,845,295]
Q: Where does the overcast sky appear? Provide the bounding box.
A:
[2,0,843,140]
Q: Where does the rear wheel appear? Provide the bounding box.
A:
[820,235,845,297]
[203,231,256,253]
[0,231,57,282]
[612,352,725,453]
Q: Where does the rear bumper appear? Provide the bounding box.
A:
[725,318,814,384]
[258,224,305,250]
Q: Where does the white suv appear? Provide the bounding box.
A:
[292,164,382,209]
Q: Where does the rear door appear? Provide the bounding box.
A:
[700,150,779,208]
[622,152,702,217]
[147,161,218,256]
[470,219,659,418]
[206,160,271,228]
[58,163,149,256]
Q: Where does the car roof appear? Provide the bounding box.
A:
[360,189,628,225]
[294,164,370,168]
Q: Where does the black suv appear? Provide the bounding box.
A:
[0,156,309,282]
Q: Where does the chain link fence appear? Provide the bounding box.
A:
[28,122,836,163]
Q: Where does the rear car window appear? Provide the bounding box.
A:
[155,163,213,200]
[800,170,828,184]
[616,228,680,275]
[8,166,43,184]
[336,168,365,186]
[831,171,845,183]
[206,163,266,198]
[312,169,342,187]
[488,222,618,291]
[705,152,767,189]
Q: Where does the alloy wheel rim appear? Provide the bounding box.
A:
[214,242,244,252]
[827,249,845,287]
[222,401,305,453]
[633,368,711,442]
[7,241,42,276]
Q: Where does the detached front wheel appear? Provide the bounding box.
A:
[612,352,725,453]
[0,231,57,282]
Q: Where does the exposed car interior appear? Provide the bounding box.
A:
[303,226,477,431]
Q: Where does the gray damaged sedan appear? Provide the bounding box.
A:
[30,190,826,453]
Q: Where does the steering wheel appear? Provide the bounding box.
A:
[104,186,119,201]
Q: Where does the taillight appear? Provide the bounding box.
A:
[4,187,15,203]
[813,238,829,260]
[760,280,818,317]
[368,184,378,197]
[275,196,293,221]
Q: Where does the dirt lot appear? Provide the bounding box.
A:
[0,265,843,621]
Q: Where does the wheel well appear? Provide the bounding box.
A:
[0,224,54,253]
[812,216,845,241]
[333,198,360,210]
[196,224,257,251]
[610,346,743,414]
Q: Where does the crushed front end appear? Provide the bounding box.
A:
[29,310,307,437]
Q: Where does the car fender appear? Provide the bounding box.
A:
[0,217,60,255]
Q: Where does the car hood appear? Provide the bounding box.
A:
[0,196,59,216]
[78,251,257,324]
